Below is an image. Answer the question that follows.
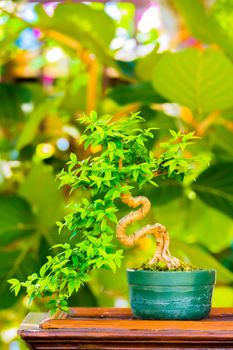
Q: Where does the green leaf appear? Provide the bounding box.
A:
[184,198,233,252]
[0,247,43,309]
[107,260,116,273]
[14,283,21,296]
[135,46,160,81]
[107,213,118,223]
[8,279,20,287]
[108,81,166,106]
[192,162,233,219]
[36,3,116,66]
[144,179,183,206]
[17,99,52,150]
[101,219,107,231]
[19,163,64,230]
[68,279,76,296]
[171,239,233,284]
[65,249,72,259]
[0,195,36,246]
[0,192,52,312]
[116,60,136,78]
[174,0,233,59]
[70,153,77,162]
[169,129,178,138]
[0,83,30,124]
[210,126,233,162]
[152,48,233,114]
[39,264,47,277]
[97,212,105,221]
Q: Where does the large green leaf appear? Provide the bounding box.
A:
[171,239,233,284]
[0,238,51,310]
[0,250,36,309]
[35,3,115,66]
[108,81,166,106]
[135,46,160,81]
[19,163,64,230]
[151,195,232,253]
[0,251,22,309]
[152,48,233,114]
[193,162,233,219]
[144,179,183,206]
[17,99,54,150]
[0,83,30,123]
[183,198,233,253]
[173,0,233,59]
[211,0,233,44]
[0,195,58,310]
[0,195,36,246]
[210,126,233,162]
[116,60,137,78]
[0,196,37,309]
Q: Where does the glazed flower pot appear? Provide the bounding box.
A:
[127,268,216,320]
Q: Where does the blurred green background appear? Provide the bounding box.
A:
[0,1,233,349]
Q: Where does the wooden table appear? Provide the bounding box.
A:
[18,307,233,349]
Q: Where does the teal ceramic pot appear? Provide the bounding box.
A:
[127,269,216,320]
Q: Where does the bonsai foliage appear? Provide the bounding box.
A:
[9,112,200,314]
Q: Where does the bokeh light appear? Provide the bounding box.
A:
[36,143,55,159]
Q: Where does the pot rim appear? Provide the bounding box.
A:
[127,268,216,273]
[127,268,216,286]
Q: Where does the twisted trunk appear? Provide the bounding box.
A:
[116,193,180,268]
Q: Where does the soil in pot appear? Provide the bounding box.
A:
[127,264,216,320]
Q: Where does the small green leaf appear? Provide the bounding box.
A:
[68,280,75,296]
[14,284,21,296]
[39,264,47,277]
[107,213,118,223]
[70,153,77,162]
[107,260,116,273]
[8,279,20,286]
[169,129,177,138]
[101,219,107,231]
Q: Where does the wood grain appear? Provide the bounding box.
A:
[18,307,233,350]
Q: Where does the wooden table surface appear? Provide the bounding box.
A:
[18,307,233,349]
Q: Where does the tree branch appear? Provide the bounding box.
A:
[116,193,180,268]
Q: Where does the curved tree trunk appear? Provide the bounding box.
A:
[116,193,180,268]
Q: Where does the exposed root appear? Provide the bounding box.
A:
[116,193,180,269]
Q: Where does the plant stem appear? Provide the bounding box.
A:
[116,193,180,268]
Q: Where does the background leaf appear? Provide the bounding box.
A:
[171,239,233,284]
[144,179,183,206]
[0,83,30,123]
[135,46,160,81]
[19,163,64,230]
[152,48,233,114]
[193,162,233,219]
[173,0,233,59]
[108,81,166,106]
[0,196,42,310]
[0,195,36,247]
[17,99,55,150]
[36,3,116,66]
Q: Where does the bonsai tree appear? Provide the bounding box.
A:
[9,112,200,314]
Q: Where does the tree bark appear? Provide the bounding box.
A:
[116,193,180,268]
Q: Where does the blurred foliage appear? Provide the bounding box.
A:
[0,0,232,348]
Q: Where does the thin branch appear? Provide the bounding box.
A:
[196,111,220,136]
